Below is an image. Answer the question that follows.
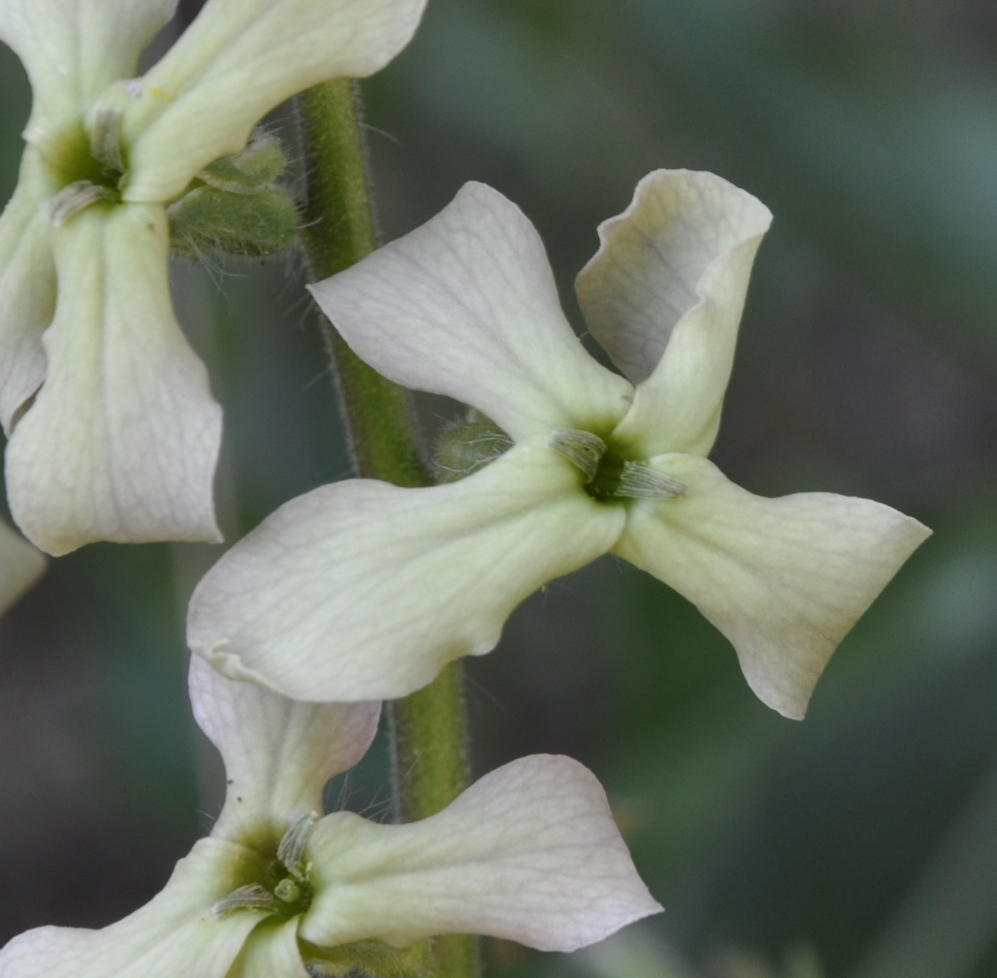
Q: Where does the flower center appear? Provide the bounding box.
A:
[548,429,687,502]
[213,813,317,921]
[46,110,128,226]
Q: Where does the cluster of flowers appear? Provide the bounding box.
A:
[0,0,930,975]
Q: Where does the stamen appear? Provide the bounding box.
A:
[90,107,124,172]
[277,812,318,879]
[49,182,114,227]
[549,429,607,481]
[616,462,687,499]
[212,883,279,917]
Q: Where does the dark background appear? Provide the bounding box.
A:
[3,2,997,976]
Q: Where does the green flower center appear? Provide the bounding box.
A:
[213,813,316,921]
[44,111,128,226]
[548,428,687,502]
[431,414,687,501]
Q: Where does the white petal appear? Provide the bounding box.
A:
[301,754,662,952]
[189,656,380,845]
[5,202,222,555]
[115,0,428,203]
[188,442,624,702]
[614,454,932,719]
[0,150,57,434]
[309,182,633,442]
[0,837,267,978]
[229,919,310,978]
[0,0,176,156]
[576,170,771,457]
[0,518,46,616]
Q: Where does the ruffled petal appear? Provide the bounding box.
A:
[189,656,380,845]
[309,182,633,442]
[188,442,624,702]
[301,754,662,952]
[0,150,57,433]
[614,454,932,719]
[114,0,428,202]
[576,170,771,457]
[228,919,310,978]
[0,838,268,978]
[5,202,222,555]
[0,518,46,616]
[0,0,176,157]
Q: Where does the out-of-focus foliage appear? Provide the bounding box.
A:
[2,1,997,976]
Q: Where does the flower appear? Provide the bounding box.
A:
[0,656,661,976]
[187,171,931,719]
[0,0,427,555]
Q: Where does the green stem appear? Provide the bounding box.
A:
[296,80,425,488]
[295,79,479,978]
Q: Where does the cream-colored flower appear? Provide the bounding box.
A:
[188,171,930,719]
[0,657,661,976]
[0,0,427,554]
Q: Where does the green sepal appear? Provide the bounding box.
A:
[169,184,299,259]
[433,412,513,484]
[302,938,434,978]
[199,132,288,194]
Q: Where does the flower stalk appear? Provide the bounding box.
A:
[295,78,479,978]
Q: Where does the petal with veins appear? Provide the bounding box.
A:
[0,151,57,433]
[5,202,222,555]
[614,454,931,719]
[0,518,46,617]
[229,919,310,978]
[0,838,268,978]
[577,170,771,457]
[310,182,633,442]
[302,755,662,952]
[189,656,380,845]
[116,0,428,202]
[188,443,625,702]
[0,0,176,156]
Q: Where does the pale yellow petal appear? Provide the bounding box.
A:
[0,150,57,433]
[0,0,176,157]
[615,454,931,718]
[189,656,380,845]
[302,755,662,951]
[310,182,632,442]
[188,443,624,702]
[116,0,428,202]
[577,170,771,457]
[227,919,310,978]
[6,202,222,554]
[0,838,267,978]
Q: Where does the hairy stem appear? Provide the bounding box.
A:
[296,78,479,978]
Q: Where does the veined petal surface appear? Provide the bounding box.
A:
[578,170,771,457]
[0,518,45,616]
[116,0,428,202]
[302,755,662,952]
[5,202,222,555]
[228,919,310,978]
[0,838,267,978]
[188,443,625,702]
[0,151,57,433]
[0,0,176,157]
[614,454,931,719]
[310,182,633,442]
[189,656,380,845]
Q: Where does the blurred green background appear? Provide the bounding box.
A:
[2,1,997,976]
